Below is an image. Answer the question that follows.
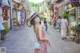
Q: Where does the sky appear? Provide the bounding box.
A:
[29,0,44,3]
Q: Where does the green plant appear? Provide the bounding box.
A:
[3,27,9,35]
[74,24,80,31]
[72,25,80,31]
[62,11,70,20]
[30,2,39,7]
[45,0,50,4]
[76,19,80,24]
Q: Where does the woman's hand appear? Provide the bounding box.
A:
[47,39,50,46]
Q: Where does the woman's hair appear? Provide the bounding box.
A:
[30,15,40,25]
[30,17,35,25]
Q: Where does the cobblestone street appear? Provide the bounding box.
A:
[0,25,80,53]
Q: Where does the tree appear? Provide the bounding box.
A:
[30,2,39,7]
[44,0,50,5]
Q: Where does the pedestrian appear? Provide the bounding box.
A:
[56,16,61,31]
[61,16,68,40]
[44,18,48,31]
[27,12,50,53]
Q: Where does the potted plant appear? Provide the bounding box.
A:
[74,24,80,43]
[2,27,9,40]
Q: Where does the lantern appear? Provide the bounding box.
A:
[68,3,72,9]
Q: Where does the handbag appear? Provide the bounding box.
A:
[34,42,41,49]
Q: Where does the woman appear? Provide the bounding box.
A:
[61,16,68,40]
[27,12,50,53]
[56,16,61,29]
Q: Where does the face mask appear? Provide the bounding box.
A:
[34,17,40,23]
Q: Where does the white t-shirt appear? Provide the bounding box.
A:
[61,19,68,29]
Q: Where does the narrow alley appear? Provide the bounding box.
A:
[0,25,80,53]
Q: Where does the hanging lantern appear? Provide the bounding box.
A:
[68,3,72,9]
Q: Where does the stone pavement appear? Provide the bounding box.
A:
[47,25,80,53]
[0,25,80,53]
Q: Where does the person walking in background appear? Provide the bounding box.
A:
[61,16,68,40]
[56,16,61,31]
[44,18,48,31]
[27,12,50,53]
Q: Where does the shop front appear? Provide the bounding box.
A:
[12,8,18,26]
[12,1,24,26]
[68,8,76,27]
[65,3,80,27]
[17,10,21,25]
[12,1,20,26]
[2,0,11,29]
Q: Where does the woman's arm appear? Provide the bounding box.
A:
[38,25,50,45]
